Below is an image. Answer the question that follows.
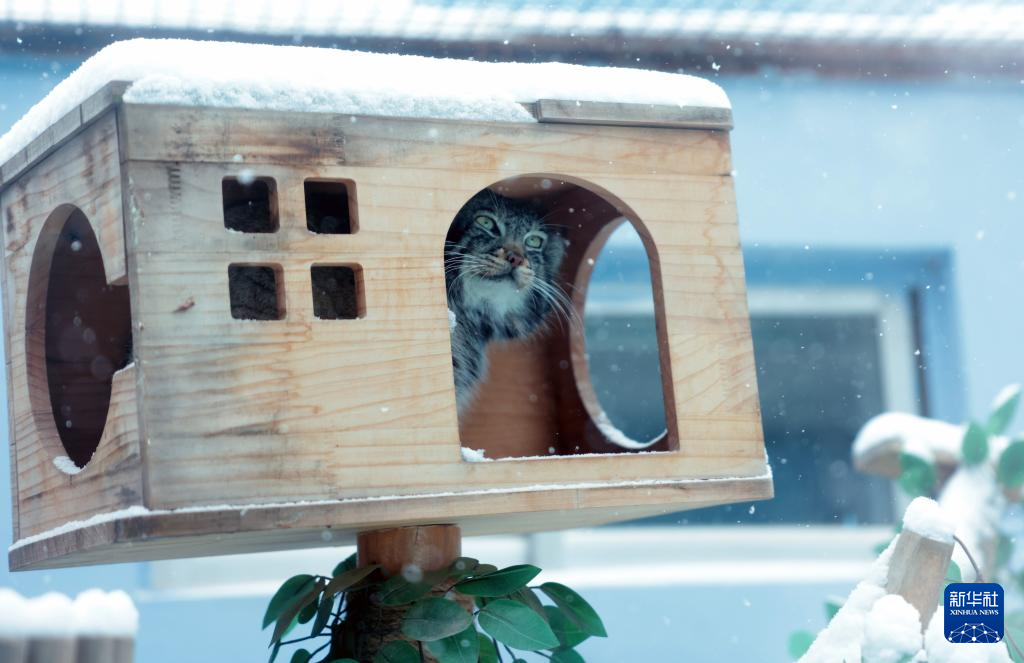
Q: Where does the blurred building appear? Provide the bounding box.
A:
[1,1,1022,661]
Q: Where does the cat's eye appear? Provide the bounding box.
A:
[524,233,546,249]
[474,214,496,232]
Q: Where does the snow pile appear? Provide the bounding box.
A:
[861,595,922,663]
[22,592,75,637]
[799,541,894,662]
[903,496,956,544]
[0,38,730,166]
[593,411,658,450]
[853,412,966,462]
[0,589,138,637]
[460,447,490,463]
[925,610,1011,662]
[0,588,29,636]
[52,456,83,476]
[70,589,139,637]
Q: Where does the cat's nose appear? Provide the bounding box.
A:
[505,250,526,267]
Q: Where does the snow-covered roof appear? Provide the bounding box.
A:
[0,38,729,169]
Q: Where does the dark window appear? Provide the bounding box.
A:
[223,176,278,233]
[311,265,362,319]
[228,264,284,320]
[305,180,355,234]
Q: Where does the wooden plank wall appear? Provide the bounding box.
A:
[119,105,765,512]
[1,112,143,539]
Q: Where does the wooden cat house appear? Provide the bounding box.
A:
[0,40,770,571]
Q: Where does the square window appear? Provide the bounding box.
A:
[223,177,278,233]
[305,180,355,234]
[311,265,362,319]
[228,264,284,320]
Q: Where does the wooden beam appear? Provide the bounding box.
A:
[533,99,733,130]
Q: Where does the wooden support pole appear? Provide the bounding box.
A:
[357,525,462,576]
[885,529,954,631]
[331,525,462,661]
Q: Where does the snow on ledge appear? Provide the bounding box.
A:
[53,455,84,475]
[0,38,730,167]
[9,470,770,553]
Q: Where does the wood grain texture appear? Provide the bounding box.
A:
[358,525,461,575]
[116,105,762,512]
[0,82,129,190]
[1,112,141,541]
[885,529,954,630]
[534,100,733,130]
[3,98,767,567]
[9,474,772,570]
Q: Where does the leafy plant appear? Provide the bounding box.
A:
[262,554,607,662]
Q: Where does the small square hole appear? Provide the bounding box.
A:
[223,177,278,233]
[311,265,362,319]
[228,264,285,320]
[305,180,355,234]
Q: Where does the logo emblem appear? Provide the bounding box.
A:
[944,583,1004,643]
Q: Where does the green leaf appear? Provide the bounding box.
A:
[268,642,282,663]
[298,599,318,624]
[824,597,843,621]
[478,598,560,651]
[962,421,990,466]
[272,580,324,643]
[455,565,541,597]
[373,640,420,663]
[511,588,547,621]
[323,564,379,600]
[401,598,473,642]
[544,605,588,649]
[263,574,315,629]
[447,557,480,580]
[312,591,334,636]
[478,634,499,663]
[551,650,585,663]
[290,650,311,663]
[327,660,359,663]
[333,553,357,578]
[989,384,1021,435]
[898,451,936,497]
[788,630,815,659]
[425,626,480,663]
[378,574,434,606]
[1000,441,1024,489]
[946,561,962,583]
[998,533,1015,570]
[539,583,607,638]
[474,564,498,576]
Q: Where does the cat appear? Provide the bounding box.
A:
[445,190,569,415]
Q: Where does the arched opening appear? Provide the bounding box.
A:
[445,175,675,459]
[26,206,133,469]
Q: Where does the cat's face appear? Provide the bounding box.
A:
[448,191,566,297]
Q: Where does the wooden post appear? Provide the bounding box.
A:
[885,529,954,631]
[330,525,462,661]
